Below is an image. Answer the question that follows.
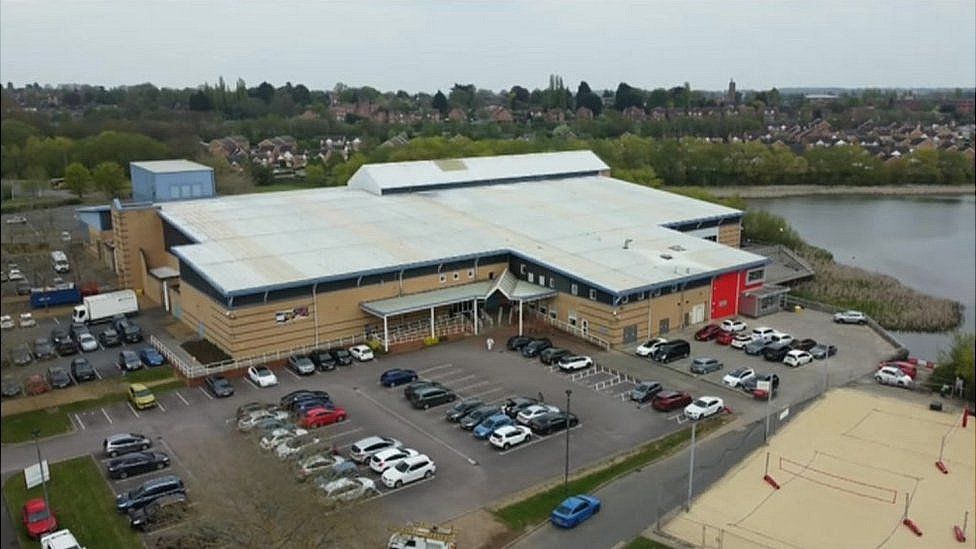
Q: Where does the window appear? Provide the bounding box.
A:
[549,277,555,289]
[538,275,545,287]
[549,308,557,320]
[467,269,474,279]
[452,272,459,281]
[439,274,447,284]
[571,283,578,296]
[589,289,597,300]
[527,273,534,283]
[519,264,526,275]
[746,268,765,284]
[621,294,629,304]
[539,305,547,315]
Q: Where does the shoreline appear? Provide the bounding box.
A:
[681,184,976,199]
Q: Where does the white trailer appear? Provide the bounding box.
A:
[388,523,456,549]
[72,290,139,323]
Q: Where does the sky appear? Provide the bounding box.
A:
[1,0,974,93]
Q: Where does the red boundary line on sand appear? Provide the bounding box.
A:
[779,457,898,504]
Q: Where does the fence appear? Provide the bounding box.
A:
[381,313,471,346]
[530,311,611,351]
[785,295,909,359]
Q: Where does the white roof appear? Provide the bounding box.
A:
[130,160,213,174]
[347,150,608,195]
[160,154,764,297]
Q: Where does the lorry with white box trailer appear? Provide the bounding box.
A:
[72,290,139,323]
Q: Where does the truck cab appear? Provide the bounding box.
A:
[40,529,84,549]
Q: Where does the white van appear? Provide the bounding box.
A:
[51,250,71,273]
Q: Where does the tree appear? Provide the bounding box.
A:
[291,84,311,105]
[63,162,91,198]
[577,92,603,116]
[188,90,213,111]
[250,81,275,104]
[304,163,328,186]
[613,82,644,111]
[575,81,592,108]
[448,83,476,109]
[431,90,449,116]
[246,161,274,186]
[91,161,127,197]
[509,86,531,110]
[933,332,975,402]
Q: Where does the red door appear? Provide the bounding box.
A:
[710,271,740,320]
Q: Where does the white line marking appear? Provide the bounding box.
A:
[127,403,140,418]
[198,386,214,400]
[417,363,454,375]
[370,475,436,499]
[73,413,86,430]
[93,367,103,380]
[613,389,633,399]
[175,391,190,406]
[497,424,584,456]
[453,380,491,393]
[324,426,363,440]
[433,373,475,385]
[468,386,505,400]
[157,401,166,412]
[286,368,301,380]
[158,437,198,482]
[53,317,60,325]
[101,407,114,424]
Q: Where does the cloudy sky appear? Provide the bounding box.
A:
[1,0,974,92]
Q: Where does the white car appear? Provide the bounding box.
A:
[834,310,867,324]
[516,404,560,425]
[321,477,378,502]
[275,433,320,460]
[369,447,420,473]
[635,337,667,357]
[349,436,403,463]
[783,350,814,367]
[237,409,290,431]
[349,344,374,361]
[8,268,25,281]
[750,327,775,342]
[720,319,747,333]
[684,396,725,420]
[875,366,912,388]
[722,367,756,388]
[296,453,346,481]
[489,424,532,449]
[60,231,71,242]
[381,454,436,488]
[768,332,793,346]
[0,315,14,330]
[78,332,99,352]
[557,355,593,372]
[259,427,308,451]
[18,313,37,328]
[247,365,278,387]
[5,215,27,224]
[730,334,752,349]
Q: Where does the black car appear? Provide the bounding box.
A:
[33,338,56,361]
[528,412,580,435]
[459,406,501,430]
[51,327,78,355]
[204,375,234,398]
[502,396,539,419]
[445,398,484,422]
[403,380,444,401]
[116,475,186,513]
[293,398,334,416]
[47,366,73,389]
[280,390,330,409]
[115,320,143,343]
[128,493,188,531]
[506,335,533,350]
[70,357,97,382]
[329,348,353,366]
[104,433,153,457]
[810,344,838,360]
[521,338,553,358]
[742,373,781,393]
[107,451,171,479]
[790,338,818,352]
[409,387,457,409]
[539,347,571,365]
[69,322,91,341]
[308,349,337,371]
[15,281,31,296]
[630,381,663,403]
[99,328,122,347]
[763,343,792,362]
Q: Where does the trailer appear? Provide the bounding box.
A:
[72,290,139,323]
[388,523,456,549]
[30,285,82,309]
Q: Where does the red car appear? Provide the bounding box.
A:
[878,361,917,380]
[714,330,735,345]
[298,406,347,429]
[22,498,57,539]
[651,391,693,411]
[694,324,722,341]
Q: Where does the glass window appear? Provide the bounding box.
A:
[538,275,545,287]
[527,273,534,283]
[571,283,578,296]
[181,185,192,198]
[747,268,765,284]
[589,289,597,300]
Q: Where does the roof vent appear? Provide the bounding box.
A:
[623,239,633,250]
[660,254,673,260]
[668,245,687,252]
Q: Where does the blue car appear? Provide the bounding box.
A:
[380,368,418,388]
[472,413,513,439]
[550,494,601,528]
[138,347,166,367]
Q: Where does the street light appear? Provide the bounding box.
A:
[31,428,50,510]
[564,389,572,495]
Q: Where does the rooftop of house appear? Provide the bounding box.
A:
[130,159,213,174]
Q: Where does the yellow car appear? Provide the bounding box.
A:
[128,383,157,410]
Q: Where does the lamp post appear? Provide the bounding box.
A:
[31,429,50,509]
[564,389,572,495]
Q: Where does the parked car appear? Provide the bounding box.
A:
[403,380,444,401]
[50,328,77,355]
[652,339,691,363]
[114,319,144,343]
[730,334,753,349]
[247,365,278,387]
[694,324,722,341]
[22,498,58,539]
[635,337,667,357]
[875,366,913,387]
[557,355,593,372]
[684,396,725,420]
[2,379,23,399]
[879,360,918,379]
[298,406,347,429]
[15,281,31,296]
[0,315,12,330]
[118,350,142,372]
[445,398,484,422]
[204,375,234,398]
[259,428,309,451]
[8,268,26,281]
[139,347,166,367]
[237,410,290,431]
[127,493,188,531]
[128,383,157,410]
[286,355,316,376]
[550,494,600,529]
[489,425,533,449]
[750,327,777,342]
[651,390,693,411]
[690,357,723,374]
[790,338,818,352]
[506,335,533,350]
[539,347,572,365]
[521,337,553,357]
[630,381,663,403]
[69,322,90,342]
[501,396,539,419]
[103,433,152,457]
[311,460,359,486]
[115,475,186,513]
[348,344,374,361]
[19,313,37,328]
[349,436,402,463]
[322,477,378,502]
[714,330,735,345]
[275,433,321,460]
[381,455,435,488]
[77,333,99,353]
[280,390,331,409]
[106,451,171,479]
[33,338,56,360]
[810,343,838,360]
[473,413,515,439]
[743,339,770,356]
[47,366,72,389]
[743,373,780,399]
[783,350,814,367]
[409,386,457,409]
[12,344,33,366]
[720,319,747,333]
[293,398,336,417]
[768,332,793,346]
[251,417,293,435]
[721,367,756,388]
[516,404,560,425]
[236,402,279,420]
[98,328,122,347]
[308,349,337,371]
[369,447,420,473]
[329,348,353,366]
[459,406,501,430]
[296,453,347,481]
[24,374,50,395]
[6,215,27,224]
[527,411,579,435]
[380,368,418,387]
[762,343,791,362]
[834,310,867,324]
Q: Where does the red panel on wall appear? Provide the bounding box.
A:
[711,271,741,320]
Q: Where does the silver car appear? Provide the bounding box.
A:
[690,357,723,374]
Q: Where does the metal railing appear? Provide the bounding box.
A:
[530,311,611,351]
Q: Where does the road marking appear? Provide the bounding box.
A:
[497,424,584,456]
[370,475,436,499]
[613,388,633,399]
[285,368,302,380]
[324,426,363,441]
[127,403,141,418]
[433,373,475,385]
[73,413,86,430]
[452,380,491,394]
[53,317,60,325]
[245,378,262,390]
[198,386,214,400]
[467,386,505,400]
[353,388,479,466]
[101,407,114,424]
[93,366,103,380]
[417,363,454,375]
[158,437,198,482]
[157,401,166,412]
[175,391,190,406]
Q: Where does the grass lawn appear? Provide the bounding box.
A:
[493,419,725,531]
[3,456,141,548]
[124,366,177,385]
[624,536,674,549]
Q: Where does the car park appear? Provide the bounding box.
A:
[369,447,421,473]
[790,338,818,351]
[298,406,347,429]
[47,366,72,389]
[651,390,693,411]
[834,310,867,324]
[501,396,539,419]
[106,451,171,479]
[684,396,725,420]
[527,411,579,435]
[308,349,337,371]
[516,404,560,425]
[635,337,667,357]
[296,453,347,481]
[445,398,484,422]
[33,338,56,360]
[520,337,553,358]
[286,355,316,376]
[24,374,50,395]
[19,312,36,328]
[459,406,501,430]
[557,355,593,372]
[714,330,735,345]
[694,324,722,341]
[118,350,142,372]
[204,374,234,397]
[410,386,457,409]
[247,365,278,387]
[810,343,838,359]
[473,413,515,439]
[783,350,814,367]
[690,357,723,374]
[349,436,403,463]
[349,344,374,361]
[381,455,435,488]
[275,433,321,460]
[104,433,152,457]
[875,366,913,387]
[98,328,122,347]
[721,318,747,333]
[22,498,58,539]
[127,493,188,531]
[115,475,186,513]
[329,348,354,366]
[550,494,600,528]
[76,333,99,352]
[139,347,166,367]
[260,428,309,451]
[128,383,157,409]
[743,338,770,356]
[630,381,663,403]
[652,339,691,363]
[322,477,378,502]
[539,347,572,365]
[721,367,756,388]
[403,380,444,401]
[730,333,752,349]
[380,368,418,387]
[506,335,533,350]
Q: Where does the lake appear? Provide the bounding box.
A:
[747,194,976,360]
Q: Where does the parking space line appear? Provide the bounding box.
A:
[453,380,491,394]
[323,426,363,441]
[127,403,141,418]
[198,386,214,400]
[370,475,435,499]
[434,373,475,385]
[73,413,86,430]
[285,368,301,380]
[158,437,198,483]
[157,401,166,412]
[467,387,505,401]
[93,367,103,380]
[175,391,190,406]
[417,363,454,375]
[497,424,583,456]
[101,407,114,424]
